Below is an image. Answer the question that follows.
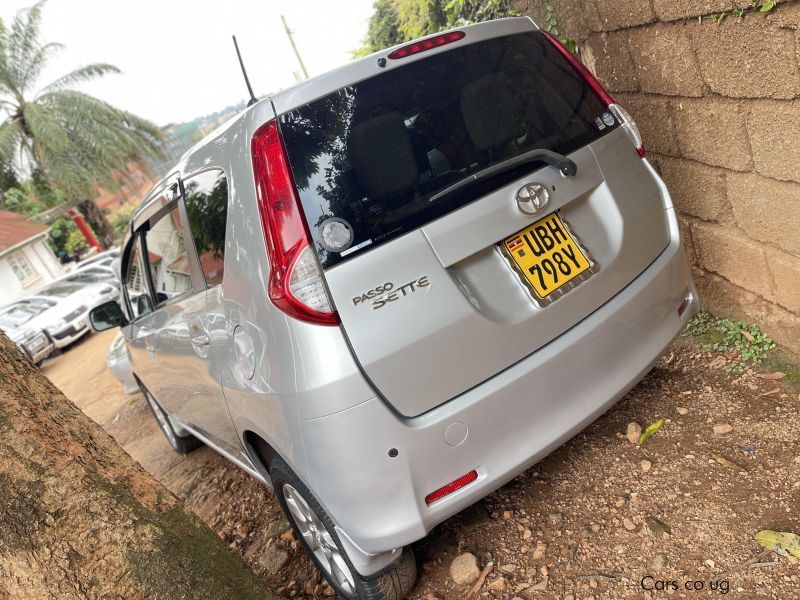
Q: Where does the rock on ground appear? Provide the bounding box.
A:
[449,552,481,585]
[626,422,642,443]
[259,547,289,577]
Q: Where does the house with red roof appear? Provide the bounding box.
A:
[0,211,65,307]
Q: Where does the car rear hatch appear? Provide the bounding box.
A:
[278,21,670,417]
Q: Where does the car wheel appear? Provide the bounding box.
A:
[270,456,417,600]
[141,386,201,454]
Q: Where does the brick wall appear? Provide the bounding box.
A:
[516,0,800,352]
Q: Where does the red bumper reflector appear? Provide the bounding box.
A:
[388,31,465,60]
[425,470,478,505]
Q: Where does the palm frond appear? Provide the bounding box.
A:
[5,1,48,93]
[0,1,164,203]
[0,117,23,163]
[22,101,71,157]
[27,89,162,196]
[37,63,119,95]
[21,41,64,91]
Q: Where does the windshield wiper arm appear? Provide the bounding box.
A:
[429,149,577,204]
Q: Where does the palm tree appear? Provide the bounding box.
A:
[0,1,162,246]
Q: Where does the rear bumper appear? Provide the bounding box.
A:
[301,206,697,555]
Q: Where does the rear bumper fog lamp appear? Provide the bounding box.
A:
[425,470,478,505]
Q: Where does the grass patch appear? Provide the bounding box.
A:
[686,311,776,373]
[760,349,800,394]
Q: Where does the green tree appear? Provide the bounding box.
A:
[64,226,88,254]
[353,0,404,57]
[110,205,136,236]
[356,0,516,55]
[0,1,162,247]
[46,215,78,256]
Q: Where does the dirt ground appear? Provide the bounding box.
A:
[42,329,800,599]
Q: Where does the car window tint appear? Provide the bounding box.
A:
[125,237,152,319]
[183,169,228,286]
[281,31,615,269]
[143,205,195,303]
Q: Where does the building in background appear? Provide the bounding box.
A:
[94,162,155,210]
[146,102,246,178]
[0,211,64,306]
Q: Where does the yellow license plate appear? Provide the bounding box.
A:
[502,212,594,303]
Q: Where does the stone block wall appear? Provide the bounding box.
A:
[516,0,800,352]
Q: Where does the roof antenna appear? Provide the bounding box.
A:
[232,35,257,106]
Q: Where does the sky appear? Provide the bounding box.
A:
[1,0,376,126]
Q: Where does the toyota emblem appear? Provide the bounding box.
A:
[515,183,550,216]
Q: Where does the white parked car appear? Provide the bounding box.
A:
[76,249,120,270]
[0,304,56,365]
[58,264,121,290]
[18,281,119,349]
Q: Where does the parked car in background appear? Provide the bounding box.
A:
[106,331,138,394]
[76,249,119,270]
[90,18,698,600]
[0,303,56,365]
[59,264,121,290]
[20,281,119,349]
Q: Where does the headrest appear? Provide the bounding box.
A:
[349,111,418,200]
[460,73,523,151]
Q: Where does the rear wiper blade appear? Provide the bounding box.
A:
[429,148,577,204]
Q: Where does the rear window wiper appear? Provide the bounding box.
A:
[429,148,577,204]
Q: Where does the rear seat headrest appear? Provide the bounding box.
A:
[350,111,418,200]
[460,73,523,151]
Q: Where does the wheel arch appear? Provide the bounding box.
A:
[243,430,278,485]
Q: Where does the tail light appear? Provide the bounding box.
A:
[425,470,478,505]
[388,31,465,60]
[541,31,645,158]
[251,119,339,326]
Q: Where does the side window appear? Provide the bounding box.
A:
[9,251,38,284]
[124,237,153,319]
[183,169,228,286]
[143,205,195,304]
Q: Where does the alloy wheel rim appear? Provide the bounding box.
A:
[145,392,178,448]
[282,484,356,596]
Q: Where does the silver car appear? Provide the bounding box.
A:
[91,18,697,600]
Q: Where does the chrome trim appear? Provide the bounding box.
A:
[171,419,270,485]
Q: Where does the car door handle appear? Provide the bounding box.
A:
[189,323,210,347]
[191,333,210,346]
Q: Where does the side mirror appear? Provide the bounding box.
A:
[135,293,152,317]
[89,300,128,332]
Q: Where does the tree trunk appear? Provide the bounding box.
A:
[0,332,276,599]
[78,199,115,249]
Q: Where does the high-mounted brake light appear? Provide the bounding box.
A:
[388,31,465,60]
[425,470,478,505]
[251,120,339,326]
[541,31,645,158]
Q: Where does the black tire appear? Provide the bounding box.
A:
[140,384,201,454]
[270,456,417,600]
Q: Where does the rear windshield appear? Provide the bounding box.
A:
[280,31,617,269]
